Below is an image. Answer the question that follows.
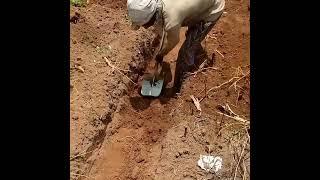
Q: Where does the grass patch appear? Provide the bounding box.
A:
[70,0,86,7]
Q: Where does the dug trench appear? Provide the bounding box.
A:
[70,0,250,179]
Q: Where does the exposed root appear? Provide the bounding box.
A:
[216,104,249,124]
[187,67,218,78]
[104,57,137,85]
[200,76,238,102]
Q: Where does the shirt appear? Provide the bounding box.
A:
[155,0,225,57]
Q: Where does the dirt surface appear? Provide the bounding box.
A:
[70,0,250,179]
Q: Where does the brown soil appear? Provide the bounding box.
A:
[70,0,250,179]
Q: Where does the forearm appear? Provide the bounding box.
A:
[155,26,180,63]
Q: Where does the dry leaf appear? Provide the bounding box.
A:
[75,65,85,73]
[190,95,201,111]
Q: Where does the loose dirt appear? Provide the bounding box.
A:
[70,0,250,179]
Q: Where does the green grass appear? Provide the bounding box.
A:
[70,0,86,7]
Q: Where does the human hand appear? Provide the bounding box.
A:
[144,60,163,81]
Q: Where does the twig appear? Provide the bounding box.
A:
[236,90,241,106]
[215,49,225,58]
[229,71,250,90]
[208,35,217,40]
[104,57,131,72]
[190,95,201,111]
[225,104,237,117]
[74,65,85,73]
[104,57,137,85]
[200,77,238,102]
[233,138,248,180]
[187,67,218,77]
[216,103,249,124]
[217,112,249,124]
[197,88,205,97]
[242,160,248,180]
[198,58,208,69]
[208,77,238,94]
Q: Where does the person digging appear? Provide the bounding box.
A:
[127,0,225,97]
